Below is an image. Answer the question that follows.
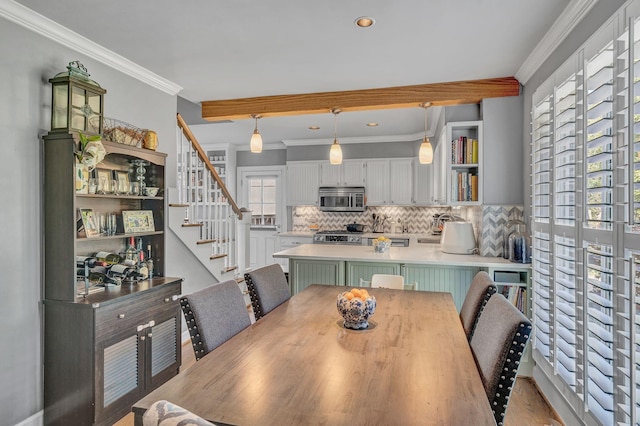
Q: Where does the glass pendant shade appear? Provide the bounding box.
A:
[250,115,263,153]
[419,137,433,164]
[330,139,343,165]
[250,130,262,153]
[418,102,433,164]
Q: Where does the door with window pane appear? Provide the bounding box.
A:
[240,169,285,270]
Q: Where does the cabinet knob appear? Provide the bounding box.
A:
[148,320,156,327]
[164,297,170,303]
[140,335,146,341]
[148,333,153,338]
[117,313,125,319]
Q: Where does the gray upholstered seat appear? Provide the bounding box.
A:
[459,271,497,341]
[180,280,251,361]
[244,263,291,321]
[470,293,532,426]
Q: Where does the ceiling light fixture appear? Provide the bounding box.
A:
[355,16,375,27]
[367,122,379,127]
[330,108,343,165]
[419,102,433,164]
[308,125,320,130]
[250,114,262,153]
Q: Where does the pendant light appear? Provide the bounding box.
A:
[250,114,263,153]
[419,102,433,164]
[330,108,343,165]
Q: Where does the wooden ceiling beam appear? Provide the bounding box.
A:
[201,76,520,121]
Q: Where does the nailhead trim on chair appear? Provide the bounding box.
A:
[491,322,532,426]
[180,297,207,361]
[244,273,264,321]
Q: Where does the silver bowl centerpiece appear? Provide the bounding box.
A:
[336,289,376,329]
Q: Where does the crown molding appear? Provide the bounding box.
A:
[515,0,598,84]
[282,132,428,147]
[0,0,182,95]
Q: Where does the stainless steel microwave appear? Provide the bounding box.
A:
[318,186,366,212]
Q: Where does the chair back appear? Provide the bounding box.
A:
[244,263,291,321]
[180,280,251,360]
[470,293,532,426]
[370,274,404,290]
[459,271,497,341]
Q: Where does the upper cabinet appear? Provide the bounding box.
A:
[445,121,483,206]
[365,158,413,206]
[286,161,319,206]
[319,159,366,186]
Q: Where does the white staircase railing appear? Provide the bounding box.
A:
[175,113,244,274]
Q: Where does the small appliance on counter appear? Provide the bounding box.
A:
[440,222,476,255]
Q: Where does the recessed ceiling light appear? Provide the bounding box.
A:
[366,122,379,127]
[355,16,375,28]
[308,126,320,130]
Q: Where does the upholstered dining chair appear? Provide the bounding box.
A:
[370,274,404,290]
[143,400,215,426]
[244,263,291,321]
[459,271,498,341]
[180,279,251,361]
[470,293,532,426]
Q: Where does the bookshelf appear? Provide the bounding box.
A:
[446,121,482,205]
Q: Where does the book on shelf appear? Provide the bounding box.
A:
[501,285,526,314]
[451,136,478,164]
[451,171,478,202]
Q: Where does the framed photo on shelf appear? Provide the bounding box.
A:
[122,210,155,233]
[95,168,112,194]
[78,208,100,238]
[115,170,130,195]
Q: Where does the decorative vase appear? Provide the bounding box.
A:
[336,290,376,329]
[75,158,89,194]
[143,130,158,150]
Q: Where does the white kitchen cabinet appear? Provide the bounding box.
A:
[389,158,413,205]
[319,160,365,186]
[365,158,413,205]
[445,121,483,206]
[364,159,389,204]
[414,160,433,205]
[275,234,313,272]
[286,161,319,206]
[432,131,448,204]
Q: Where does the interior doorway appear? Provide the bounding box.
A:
[238,166,286,270]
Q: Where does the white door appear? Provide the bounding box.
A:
[238,167,286,270]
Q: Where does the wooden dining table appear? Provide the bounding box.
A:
[132,284,495,425]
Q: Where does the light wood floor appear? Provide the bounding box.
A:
[115,342,563,426]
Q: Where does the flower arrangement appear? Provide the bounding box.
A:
[75,132,106,171]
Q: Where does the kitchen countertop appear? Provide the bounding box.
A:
[277,231,442,244]
[273,243,530,269]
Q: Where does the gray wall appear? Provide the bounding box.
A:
[481,95,524,205]
[237,149,287,167]
[0,17,214,425]
[286,140,422,162]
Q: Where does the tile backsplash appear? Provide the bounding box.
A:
[291,204,524,258]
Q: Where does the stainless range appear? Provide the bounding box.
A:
[312,230,364,245]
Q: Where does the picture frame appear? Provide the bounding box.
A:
[95,168,112,194]
[79,208,100,238]
[122,210,155,233]
[115,170,130,195]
